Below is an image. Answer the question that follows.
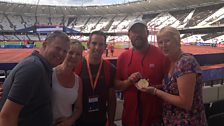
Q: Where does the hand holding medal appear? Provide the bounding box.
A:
[135,79,157,95]
[137,79,149,88]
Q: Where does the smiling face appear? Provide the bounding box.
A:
[128,23,148,50]
[42,37,70,67]
[88,34,106,62]
[65,43,84,67]
[157,26,181,58]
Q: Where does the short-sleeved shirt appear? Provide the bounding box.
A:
[162,53,207,126]
[0,50,53,126]
[116,45,169,126]
[77,59,116,125]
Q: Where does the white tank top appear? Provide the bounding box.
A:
[52,70,80,123]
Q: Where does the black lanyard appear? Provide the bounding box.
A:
[128,47,150,126]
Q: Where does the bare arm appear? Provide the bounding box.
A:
[114,79,132,91]
[69,79,83,123]
[138,73,196,111]
[156,73,196,110]
[0,99,23,126]
[107,88,116,126]
[114,72,142,91]
[56,79,83,126]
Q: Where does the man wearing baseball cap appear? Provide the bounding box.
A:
[115,19,169,126]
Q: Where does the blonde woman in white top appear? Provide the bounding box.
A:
[52,39,84,126]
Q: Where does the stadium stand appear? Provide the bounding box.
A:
[0,0,224,125]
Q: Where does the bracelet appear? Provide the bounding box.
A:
[153,88,157,95]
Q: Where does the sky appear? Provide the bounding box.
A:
[0,0,139,6]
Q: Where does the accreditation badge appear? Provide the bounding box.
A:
[88,96,99,112]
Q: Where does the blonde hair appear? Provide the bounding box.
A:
[70,39,85,50]
[157,26,181,44]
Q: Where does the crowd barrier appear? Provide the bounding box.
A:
[194,53,224,66]
[0,54,224,126]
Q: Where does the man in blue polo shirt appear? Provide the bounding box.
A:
[0,31,70,126]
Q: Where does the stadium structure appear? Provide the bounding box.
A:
[0,0,224,126]
[0,0,224,46]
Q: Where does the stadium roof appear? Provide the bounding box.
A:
[0,0,139,6]
[0,0,223,16]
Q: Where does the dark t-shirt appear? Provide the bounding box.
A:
[78,59,116,125]
[0,51,53,126]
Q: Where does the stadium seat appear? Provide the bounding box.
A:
[218,85,224,101]
[207,101,224,116]
[0,70,5,83]
[203,86,219,104]
[208,112,224,126]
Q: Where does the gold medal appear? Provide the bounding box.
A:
[137,79,149,88]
